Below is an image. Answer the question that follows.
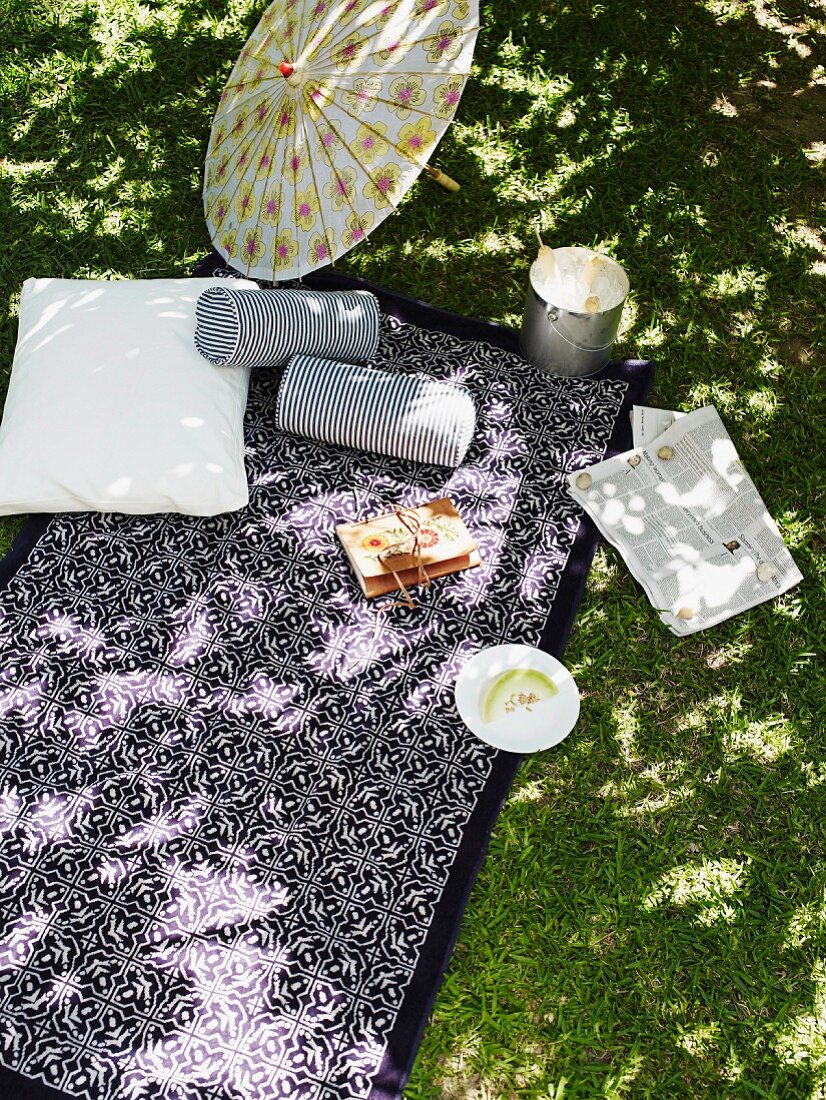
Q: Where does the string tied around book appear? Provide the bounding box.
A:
[343,501,430,674]
[375,503,431,612]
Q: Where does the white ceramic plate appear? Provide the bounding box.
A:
[454,644,580,753]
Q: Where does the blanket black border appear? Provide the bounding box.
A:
[0,256,654,1100]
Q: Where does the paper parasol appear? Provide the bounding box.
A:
[203,0,479,280]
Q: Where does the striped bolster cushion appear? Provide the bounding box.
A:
[194,287,380,368]
[274,355,477,467]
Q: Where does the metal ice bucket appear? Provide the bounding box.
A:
[519,247,630,378]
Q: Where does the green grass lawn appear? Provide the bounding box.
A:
[1,0,824,1094]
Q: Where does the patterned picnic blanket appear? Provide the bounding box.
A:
[0,275,650,1100]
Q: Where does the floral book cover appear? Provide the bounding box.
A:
[336,497,481,599]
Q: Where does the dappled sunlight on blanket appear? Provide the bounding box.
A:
[121,934,349,1097]
[0,293,634,1098]
[116,800,205,852]
[0,909,54,972]
[148,859,290,940]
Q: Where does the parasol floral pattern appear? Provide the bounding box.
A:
[204,0,479,279]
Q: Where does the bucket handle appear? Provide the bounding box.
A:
[545,303,615,354]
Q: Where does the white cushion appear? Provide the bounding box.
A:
[0,277,258,516]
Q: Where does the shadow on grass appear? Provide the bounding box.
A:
[0,0,824,1094]
[414,534,824,1095]
[0,0,257,290]
[0,0,263,544]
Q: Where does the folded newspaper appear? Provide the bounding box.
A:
[567,405,803,635]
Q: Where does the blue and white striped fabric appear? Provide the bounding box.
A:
[194,287,380,368]
[275,355,477,467]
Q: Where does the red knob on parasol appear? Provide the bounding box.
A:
[279,61,294,78]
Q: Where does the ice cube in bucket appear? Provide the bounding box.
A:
[520,246,630,377]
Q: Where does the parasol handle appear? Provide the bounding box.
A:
[425,164,461,192]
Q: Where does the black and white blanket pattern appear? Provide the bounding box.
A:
[0,305,630,1100]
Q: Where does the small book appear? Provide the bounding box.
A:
[336,497,481,599]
